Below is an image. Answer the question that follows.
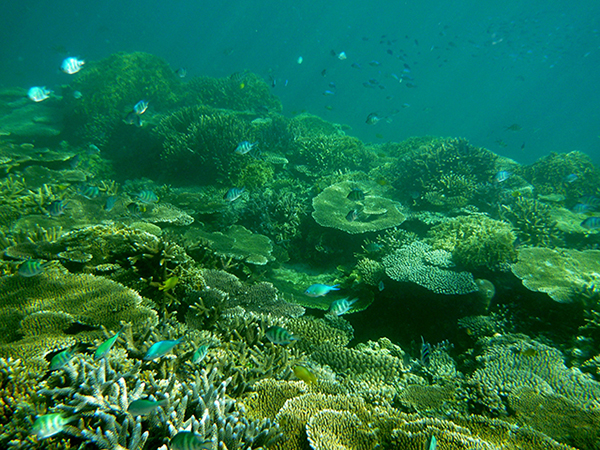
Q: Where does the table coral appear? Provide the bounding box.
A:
[382,240,478,295]
[511,246,600,303]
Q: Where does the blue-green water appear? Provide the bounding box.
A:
[1,0,598,164]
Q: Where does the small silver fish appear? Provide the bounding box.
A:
[18,260,46,277]
[494,170,511,183]
[192,344,209,363]
[28,86,52,102]
[127,398,168,416]
[61,57,84,74]
[133,100,149,115]
[234,141,257,155]
[47,200,67,217]
[170,431,212,450]
[175,67,187,78]
[136,190,158,204]
[365,112,381,125]
[124,111,142,127]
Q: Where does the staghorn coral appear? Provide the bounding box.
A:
[426,214,517,271]
[468,333,600,419]
[511,246,600,303]
[185,72,282,113]
[500,196,563,247]
[390,137,498,210]
[521,151,600,204]
[155,105,251,185]
[382,240,478,295]
[306,409,377,450]
[311,180,406,235]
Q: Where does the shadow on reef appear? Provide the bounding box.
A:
[0,51,599,449]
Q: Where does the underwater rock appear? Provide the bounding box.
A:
[312,180,406,234]
[511,247,600,303]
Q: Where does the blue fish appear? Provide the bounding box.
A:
[133,100,149,115]
[265,326,298,345]
[581,217,600,230]
[127,398,168,416]
[234,141,257,155]
[304,284,340,297]
[143,337,184,360]
[94,332,120,360]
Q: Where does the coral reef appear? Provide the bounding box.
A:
[382,240,478,295]
[312,180,406,234]
[500,196,563,247]
[426,214,517,271]
[511,247,600,303]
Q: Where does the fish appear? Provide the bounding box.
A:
[175,67,187,78]
[347,188,365,201]
[293,365,317,384]
[493,170,511,183]
[127,398,168,416]
[572,203,595,214]
[265,326,298,345]
[94,332,120,360]
[327,297,358,316]
[32,413,77,439]
[234,141,258,155]
[87,144,101,154]
[223,187,245,202]
[323,90,335,96]
[77,184,100,199]
[133,100,149,115]
[27,86,52,102]
[369,60,382,66]
[565,174,578,183]
[365,112,381,125]
[61,57,85,74]
[337,51,347,60]
[104,195,118,211]
[72,90,82,99]
[351,62,362,69]
[159,276,179,292]
[47,200,67,217]
[581,217,600,230]
[49,348,75,371]
[192,344,209,363]
[504,123,522,131]
[136,190,158,204]
[170,431,212,450]
[18,260,46,277]
[143,337,184,360]
[425,434,437,450]
[346,209,359,222]
[124,111,142,127]
[363,242,382,253]
[420,336,431,367]
[378,280,385,291]
[304,283,340,297]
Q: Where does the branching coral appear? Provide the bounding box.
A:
[500,196,563,247]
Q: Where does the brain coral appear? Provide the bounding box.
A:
[511,247,600,303]
[312,181,406,234]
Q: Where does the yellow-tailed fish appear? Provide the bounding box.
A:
[127,398,168,416]
[293,365,316,384]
